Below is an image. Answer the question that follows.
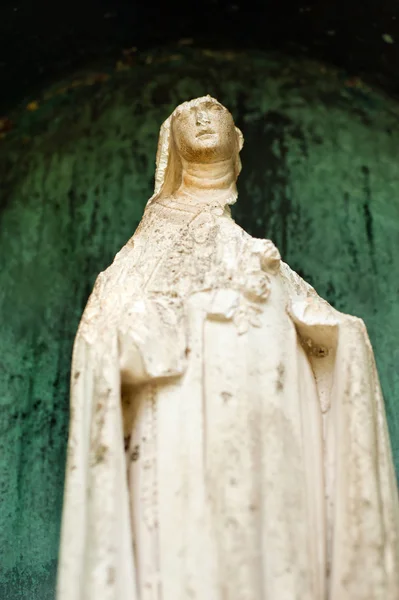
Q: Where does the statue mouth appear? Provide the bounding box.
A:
[196,129,215,137]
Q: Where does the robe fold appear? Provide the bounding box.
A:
[57,201,399,600]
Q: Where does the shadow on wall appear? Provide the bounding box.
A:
[1,47,399,599]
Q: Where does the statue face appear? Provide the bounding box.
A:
[172,98,237,163]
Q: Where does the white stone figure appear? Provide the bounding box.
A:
[57,96,399,600]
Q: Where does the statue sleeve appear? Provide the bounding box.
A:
[78,270,188,386]
[57,332,138,599]
[58,275,188,598]
[280,261,399,597]
[117,295,188,385]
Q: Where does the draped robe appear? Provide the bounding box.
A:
[57,199,399,600]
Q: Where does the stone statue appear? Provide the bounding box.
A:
[57,96,399,600]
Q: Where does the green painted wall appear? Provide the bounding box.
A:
[0,48,398,599]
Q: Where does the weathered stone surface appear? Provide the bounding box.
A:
[1,48,398,598]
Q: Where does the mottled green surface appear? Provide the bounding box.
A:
[0,49,398,599]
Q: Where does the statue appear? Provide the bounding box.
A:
[57,96,399,600]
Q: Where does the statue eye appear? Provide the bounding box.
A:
[175,111,187,122]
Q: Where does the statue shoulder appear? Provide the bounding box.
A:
[93,238,136,297]
[279,261,317,299]
[76,238,139,338]
[279,261,367,330]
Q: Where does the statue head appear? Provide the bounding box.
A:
[147,96,244,206]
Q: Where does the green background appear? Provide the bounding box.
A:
[0,48,398,598]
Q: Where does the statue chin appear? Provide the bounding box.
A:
[57,96,399,600]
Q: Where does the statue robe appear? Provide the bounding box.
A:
[57,200,399,600]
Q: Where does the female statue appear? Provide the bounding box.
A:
[57,96,399,600]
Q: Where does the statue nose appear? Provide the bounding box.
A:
[196,111,210,126]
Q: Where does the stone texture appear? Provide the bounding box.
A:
[1,48,399,598]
